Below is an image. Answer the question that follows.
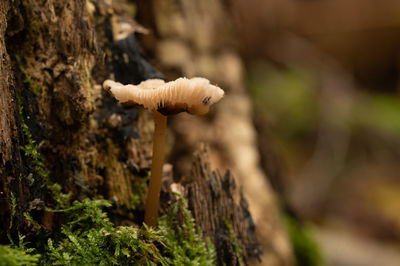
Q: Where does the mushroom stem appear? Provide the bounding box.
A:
[144,110,167,227]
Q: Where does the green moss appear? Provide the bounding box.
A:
[42,198,167,265]
[10,192,16,217]
[15,91,49,185]
[15,54,42,96]
[0,235,40,266]
[130,172,150,209]
[46,183,72,209]
[15,91,72,208]
[23,213,41,231]
[15,90,71,226]
[159,197,216,265]
[39,197,215,265]
[4,184,215,265]
[285,215,323,266]
[223,218,244,266]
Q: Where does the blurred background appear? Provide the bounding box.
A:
[232,0,400,265]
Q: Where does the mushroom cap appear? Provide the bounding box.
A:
[103,77,224,115]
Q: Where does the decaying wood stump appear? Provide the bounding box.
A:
[186,145,262,265]
[160,145,262,265]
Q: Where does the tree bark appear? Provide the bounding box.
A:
[0,0,156,242]
[185,145,262,265]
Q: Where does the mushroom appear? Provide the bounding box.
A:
[103,77,224,227]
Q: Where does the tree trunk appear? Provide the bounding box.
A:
[0,0,293,265]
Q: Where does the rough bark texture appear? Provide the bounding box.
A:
[0,0,157,241]
[1,0,102,239]
[0,0,18,240]
[160,145,263,265]
[0,0,292,265]
[186,145,262,265]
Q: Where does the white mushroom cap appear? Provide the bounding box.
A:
[103,77,224,115]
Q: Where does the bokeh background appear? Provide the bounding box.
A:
[232,0,400,265]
